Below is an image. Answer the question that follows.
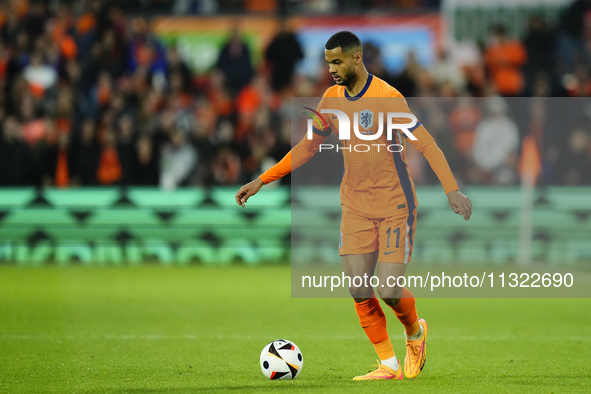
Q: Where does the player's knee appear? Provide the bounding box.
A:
[349,285,373,300]
[377,285,402,303]
[380,297,401,308]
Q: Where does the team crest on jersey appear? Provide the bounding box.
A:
[359,109,373,134]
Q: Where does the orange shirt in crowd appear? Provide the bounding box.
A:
[97,147,122,185]
[485,39,527,96]
[55,150,69,188]
[448,102,481,155]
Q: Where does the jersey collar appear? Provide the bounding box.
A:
[344,74,373,101]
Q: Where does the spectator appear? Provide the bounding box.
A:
[20,93,45,146]
[117,114,137,185]
[245,0,277,12]
[211,147,242,186]
[265,22,304,92]
[101,28,127,78]
[79,40,101,87]
[53,89,74,135]
[72,118,100,186]
[45,132,74,188]
[127,17,167,74]
[362,42,396,86]
[560,129,591,185]
[134,134,159,186]
[235,73,280,144]
[561,61,591,97]
[160,128,197,190]
[392,51,422,97]
[166,47,193,90]
[0,4,590,189]
[448,97,481,157]
[558,0,591,74]
[429,50,467,94]
[173,0,218,15]
[215,28,254,96]
[523,16,557,94]
[0,116,30,185]
[97,128,123,185]
[93,71,114,112]
[1,9,26,48]
[472,97,520,185]
[23,51,57,96]
[20,2,48,44]
[484,25,527,96]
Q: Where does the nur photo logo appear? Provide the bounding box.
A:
[303,107,419,152]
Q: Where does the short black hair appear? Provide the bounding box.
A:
[325,31,362,53]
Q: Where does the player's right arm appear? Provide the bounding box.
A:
[235,102,332,207]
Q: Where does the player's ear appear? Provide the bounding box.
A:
[354,50,362,65]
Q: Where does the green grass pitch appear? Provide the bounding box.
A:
[0,265,590,393]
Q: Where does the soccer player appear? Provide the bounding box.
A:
[235,31,472,380]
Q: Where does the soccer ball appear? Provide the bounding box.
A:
[260,339,303,380]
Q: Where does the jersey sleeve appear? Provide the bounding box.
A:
[409,126,459,195]
[386,94,459,195]
[259,96,333,185]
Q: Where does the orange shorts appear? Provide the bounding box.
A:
[339,208,417,264]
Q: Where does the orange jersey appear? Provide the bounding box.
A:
[260,74,459,218]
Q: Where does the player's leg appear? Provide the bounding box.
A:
[339,211,402,380]
[375,262,420,338]
[343,253,403,380]
[376,214,427,379]
[342,251,378,301]
[376,261,427,379]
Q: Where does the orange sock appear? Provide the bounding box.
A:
[390,287,420,336]
[354,298,395,360]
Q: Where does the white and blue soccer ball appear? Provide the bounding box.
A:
[260,339,303,380]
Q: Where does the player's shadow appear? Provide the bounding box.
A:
[91,384,327,393]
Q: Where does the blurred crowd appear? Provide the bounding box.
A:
[0,0,590,189]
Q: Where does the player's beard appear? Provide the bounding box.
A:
[339,68,358,87]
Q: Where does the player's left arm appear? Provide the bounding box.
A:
[386,93,472,219]
[407,125,472,220]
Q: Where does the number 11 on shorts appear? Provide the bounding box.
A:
[386,227,400,249]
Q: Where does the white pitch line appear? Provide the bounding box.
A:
[1,334,591,341]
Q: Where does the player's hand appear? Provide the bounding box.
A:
[447,190,472,220]
[235,178,264,207]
